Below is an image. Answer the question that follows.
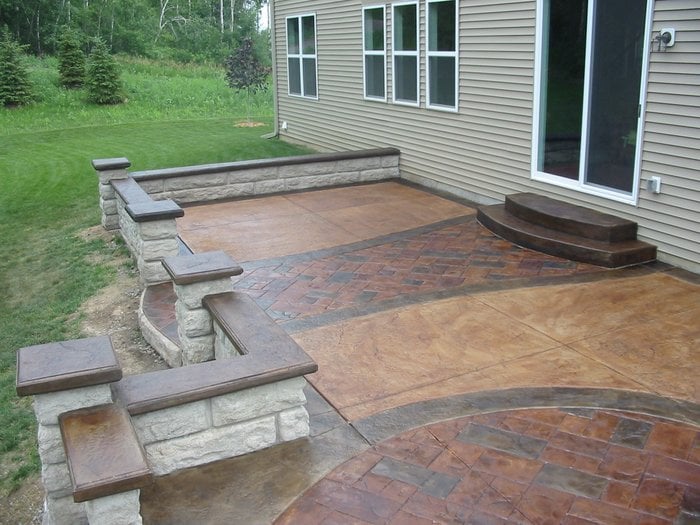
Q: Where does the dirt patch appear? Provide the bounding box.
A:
[75,226,167,375]
[234,121,265,127]
[0,476,43,524]
[4,227,168,523]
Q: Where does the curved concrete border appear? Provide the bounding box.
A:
[352,387,700,445]
[141,386,700,524]
[138,291,182,368]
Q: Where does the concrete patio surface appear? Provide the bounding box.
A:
[139,182,700,524]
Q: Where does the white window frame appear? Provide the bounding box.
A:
[426,0,458,112]
[362,5,387,101]
[286,13,318,100]
[531,0,654,205]
[392,1,420,107]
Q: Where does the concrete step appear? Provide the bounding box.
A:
[505,192,638,242]
[477,202,656,268]
[60,403,152,502]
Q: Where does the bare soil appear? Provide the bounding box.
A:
[1,227,167,524]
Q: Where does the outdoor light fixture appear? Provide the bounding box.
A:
[654,28,676,51]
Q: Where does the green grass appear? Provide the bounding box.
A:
[1,55,275,134]
[0,56,309,493]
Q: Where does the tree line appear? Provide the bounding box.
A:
[0,0,267,63]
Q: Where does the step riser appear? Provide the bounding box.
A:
[477,207,657,269]
[505,194,637,242]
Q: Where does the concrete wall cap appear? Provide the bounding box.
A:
[162,251,242,285]
[126,200,184,222]
[131,148,400,181]
[17,336,121,396]
[92,158,131,171]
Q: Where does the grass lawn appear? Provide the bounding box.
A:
[0,56,309,494]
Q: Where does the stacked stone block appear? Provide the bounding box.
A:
[92,158,130,231]
[15,336,145,525]
[34,385,114,524]
[17,332,315,523]
[115,201,182,285]
[213,319,241,359]
[130,377,309,475]
[130,148,401,205]
[162,251,243,365]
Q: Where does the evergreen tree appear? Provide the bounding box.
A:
[85,38,124,105]
[58,29,86,89]
[0,30,33,108]
[225,37,269,121]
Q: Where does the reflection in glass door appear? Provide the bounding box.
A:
[536,0,648,195]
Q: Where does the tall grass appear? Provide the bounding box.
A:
[0,57,308,493]
[1,55,275,134]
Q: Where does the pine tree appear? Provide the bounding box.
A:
[58,29,86,89]
[85,38,124,105]
[0,31,34,108]
[225,37,270,122]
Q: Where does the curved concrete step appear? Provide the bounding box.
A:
[506,193,638,242]
[477,204,656,268]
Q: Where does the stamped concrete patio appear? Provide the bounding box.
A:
[139,182,700,524]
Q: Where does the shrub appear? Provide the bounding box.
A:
[0,31,34,107]
[57,29,86,89]
[85,38,124,104]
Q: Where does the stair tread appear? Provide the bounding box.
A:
[478,204,656,268]
[60,403,152,502]
[506,193,637,241]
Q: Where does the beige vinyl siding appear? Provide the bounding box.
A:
[273,0,700,272]
[275,0,535,200]
[635,1,700,271]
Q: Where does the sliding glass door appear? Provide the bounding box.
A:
[535,0,649,198]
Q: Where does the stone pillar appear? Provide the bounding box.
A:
[92,158,131,231]
[16,337,123,525]
[162,251,243,366]
[85,491,143,525]
[123,200,184,285]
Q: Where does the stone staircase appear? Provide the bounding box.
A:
[477,193,657,268]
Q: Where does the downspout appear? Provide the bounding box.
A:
[262,0,280,139]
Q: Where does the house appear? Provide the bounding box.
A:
[267,0,700,273]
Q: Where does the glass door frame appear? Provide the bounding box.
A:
[531,0,655,205]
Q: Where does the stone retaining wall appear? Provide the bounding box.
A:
[17,330,316,524]
[34,385,114,524]
[131,148,401,205]
[92,149,400,287]
[130,377,309,476]
[112,182,183,285]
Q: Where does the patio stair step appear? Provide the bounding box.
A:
[477,193,656,268]
[59,403,153,502]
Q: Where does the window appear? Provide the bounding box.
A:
[287,14,317,98]
[427,0,457,110]
[363,6,386,100]
[392,2,419,105]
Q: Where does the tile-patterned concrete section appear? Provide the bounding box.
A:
[276,408,700,525]
[234,218,603,325]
